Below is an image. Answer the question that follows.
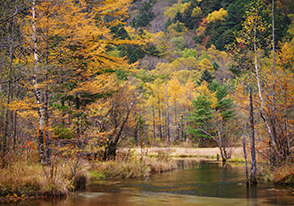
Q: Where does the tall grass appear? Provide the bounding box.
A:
[0,151,90,198]
[91,149,177,179]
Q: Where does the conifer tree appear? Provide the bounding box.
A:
[197,69,215,85]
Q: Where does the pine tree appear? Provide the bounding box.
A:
[197,69,215,85]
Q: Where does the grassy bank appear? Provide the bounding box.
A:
[0,151,90,200]
[90,149,177,179]
[2,146,292,201]
[0,149,177,200]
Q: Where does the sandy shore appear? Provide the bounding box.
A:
[133,147,244,159]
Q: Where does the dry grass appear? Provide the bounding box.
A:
[271,164,294,185]
[0,152,90,198]
[91,149,177,179]
[131,147,244,159]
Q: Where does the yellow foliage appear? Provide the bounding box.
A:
[234,84,249,115]
[199,58,214,73]
[9,98,40,111]
[277,41,294,70]
[180,78,197,108]
[207,8,228,23]
[166,21,188,38]
[181,2,191,13]
[191,6,202,18]
[168,77,183,103]
[196,81,217,108]
[164,1,187,19]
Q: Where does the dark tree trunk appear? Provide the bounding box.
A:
[243,123,249,186]
[249,87,257,184]
[2,42,13,155]
[134,116,138,146]
[103,103,133,160]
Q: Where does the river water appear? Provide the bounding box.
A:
[2,159,294,206]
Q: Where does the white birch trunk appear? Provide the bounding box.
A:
[32,0,48,165]
[253,30,276,148]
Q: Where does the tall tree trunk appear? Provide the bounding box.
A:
[243,123,249,186]
[2,40,13,155]
[249,87,257,184]
[12,77,18,151]
[253,26,276,163]
[253,26,276,167]
[152,106,156,139]
[271,0,278,166]
[32,0,48,165]
[285,86,292,164]
[217,130,226,162]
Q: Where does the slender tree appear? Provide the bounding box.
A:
[249,87,257,184]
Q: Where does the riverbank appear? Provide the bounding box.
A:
[1,146,292,201]
[0,148,177,201]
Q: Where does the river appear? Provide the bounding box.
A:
[2,159,294,206]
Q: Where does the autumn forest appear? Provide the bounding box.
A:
[0,0,294,198]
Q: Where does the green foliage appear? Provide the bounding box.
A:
[199,0,221,15]
[212,62,219,71]
[175,21,183,32]
[165,18,173,29]
[174,11,184,23]
[224,0,251,31]
[110,25,130,40]
[197,69,215,85]
[131,1,155,28]
[182,48,198,59]
[170,36,187,50]
[186,81,235,141]
[209,81,235,121]
[186,94,214,139]
[53,124,74,139]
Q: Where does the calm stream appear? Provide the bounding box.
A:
[2,159,294,206]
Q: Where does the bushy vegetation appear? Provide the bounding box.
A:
[271,164,294,185]
[0,148,178,199]
[0,151,90,198]
[90,149,177,179]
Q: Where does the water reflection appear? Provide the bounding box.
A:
[1,159,294,206]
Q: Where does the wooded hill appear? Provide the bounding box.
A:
[0,0,294,170]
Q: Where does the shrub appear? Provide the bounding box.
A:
[271,164,294,185]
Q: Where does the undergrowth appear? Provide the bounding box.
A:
[271,164,294,185]
[91,148,177,179]
[0,151,90,198]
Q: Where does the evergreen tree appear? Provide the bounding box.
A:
[131,1,155,27]
[209,81,235,121]
[185,81,235,161]
[173,11,184,23]
[197,69,215,85]
[185,94,214,139]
